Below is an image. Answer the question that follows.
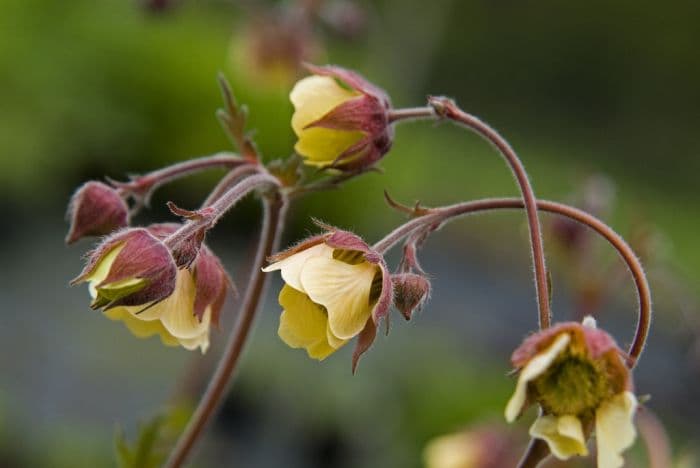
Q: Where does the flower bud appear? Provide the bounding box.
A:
[392,273,431,320]
[73,224,232,352]
[505,317,637,468]
[423,425,521,468]
[263,223,392,370]
[290,64,393,172]
[72,228,177,309]
[65,181,129,244]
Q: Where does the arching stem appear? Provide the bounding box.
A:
[373,197,651,367]
[389,100,552,329]
[165,193,289,468]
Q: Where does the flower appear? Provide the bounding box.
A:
[263,224,392,370]
[65,181,129,244]
[290,64,393,172]
[423,425,521,468]
[505,316,638,468]
[72,225,231,352]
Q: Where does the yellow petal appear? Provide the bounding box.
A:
[530,414,589,459]
[505,333,571,422]
[299,257,376,339]
[86,243,126,298]
[177,307,212,353]
[157,270,209,340]
[290,75,364,163]
[423,432,480,468]
[262,243,334,293]
[326,321,346,349]
[595,392,637,468]
[104,307,180,347]
[277,285,343,360]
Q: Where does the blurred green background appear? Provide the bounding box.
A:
[1,0,699,466]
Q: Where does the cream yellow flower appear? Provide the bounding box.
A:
[423,425,520,468]
[290,64,393,172]
[73,225,230,352]
[505,316,638,468]
[263,226,392,369]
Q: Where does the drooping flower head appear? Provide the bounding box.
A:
[72,225,231,352]
[505,316,637,468]
[290,64,393,172]
[263,222,392,370]
[65,181,129,244]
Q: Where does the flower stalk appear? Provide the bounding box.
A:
[389,98,552,329]
[374,197,651,366]
[165,193,288,468]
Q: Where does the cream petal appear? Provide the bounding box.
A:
[290,75,364,163]
[157,270,210,339]
[177,308,212,353]
[104,307,180,347]
[293,128,366,164]
[290,76,358,133]
[86,244,125,298]
[300,257,376,339]
[595,392,638,468]
[277,285,344,360]
[326,321,347,349]
[423,432,480,468]
[505,333,571,422]
[262,244,334,293]
[530,415,589,460]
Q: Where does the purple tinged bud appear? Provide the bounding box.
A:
[65,181,129,244]
[71,228,177,309]
[392,273,431,320]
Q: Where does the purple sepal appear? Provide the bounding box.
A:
[72,228,177,309]
[351,317,377,374]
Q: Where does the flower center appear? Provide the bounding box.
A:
[534,353,612,417]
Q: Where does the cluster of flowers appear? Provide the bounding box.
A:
[67,182,230,353]
[67,64,644,467]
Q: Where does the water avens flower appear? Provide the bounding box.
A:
[73,225,230,352]
[423,426,520,468]
[505,316,638,468]
[65,181,129,244]
[290,64,393,172]
[263,223,392,370]
[72,228,177,310]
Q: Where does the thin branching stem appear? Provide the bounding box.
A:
[373,197,651,367]
[390,101,552,329]
[165,194,288,468]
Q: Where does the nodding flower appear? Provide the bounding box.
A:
[505,316,638,468]
[290,64,393,172]
[263,223,392,371]
[72,225,231,352]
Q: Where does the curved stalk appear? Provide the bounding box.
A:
[165,194,288,468]
[390,100,552,329]
[373,197,651,367]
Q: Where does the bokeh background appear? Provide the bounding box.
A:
[1,0,699,466]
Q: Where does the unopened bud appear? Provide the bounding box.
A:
[71,228,177,309]
[65,181,129,244]
[290,64,393,172]
[392,273,431,320]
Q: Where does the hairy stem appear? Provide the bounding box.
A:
[373,197,651,366]
[116,152,247,199]
[202,163,262,207]
[164,172,281,250]
[390,100,552,329]
[165,193,288,468]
